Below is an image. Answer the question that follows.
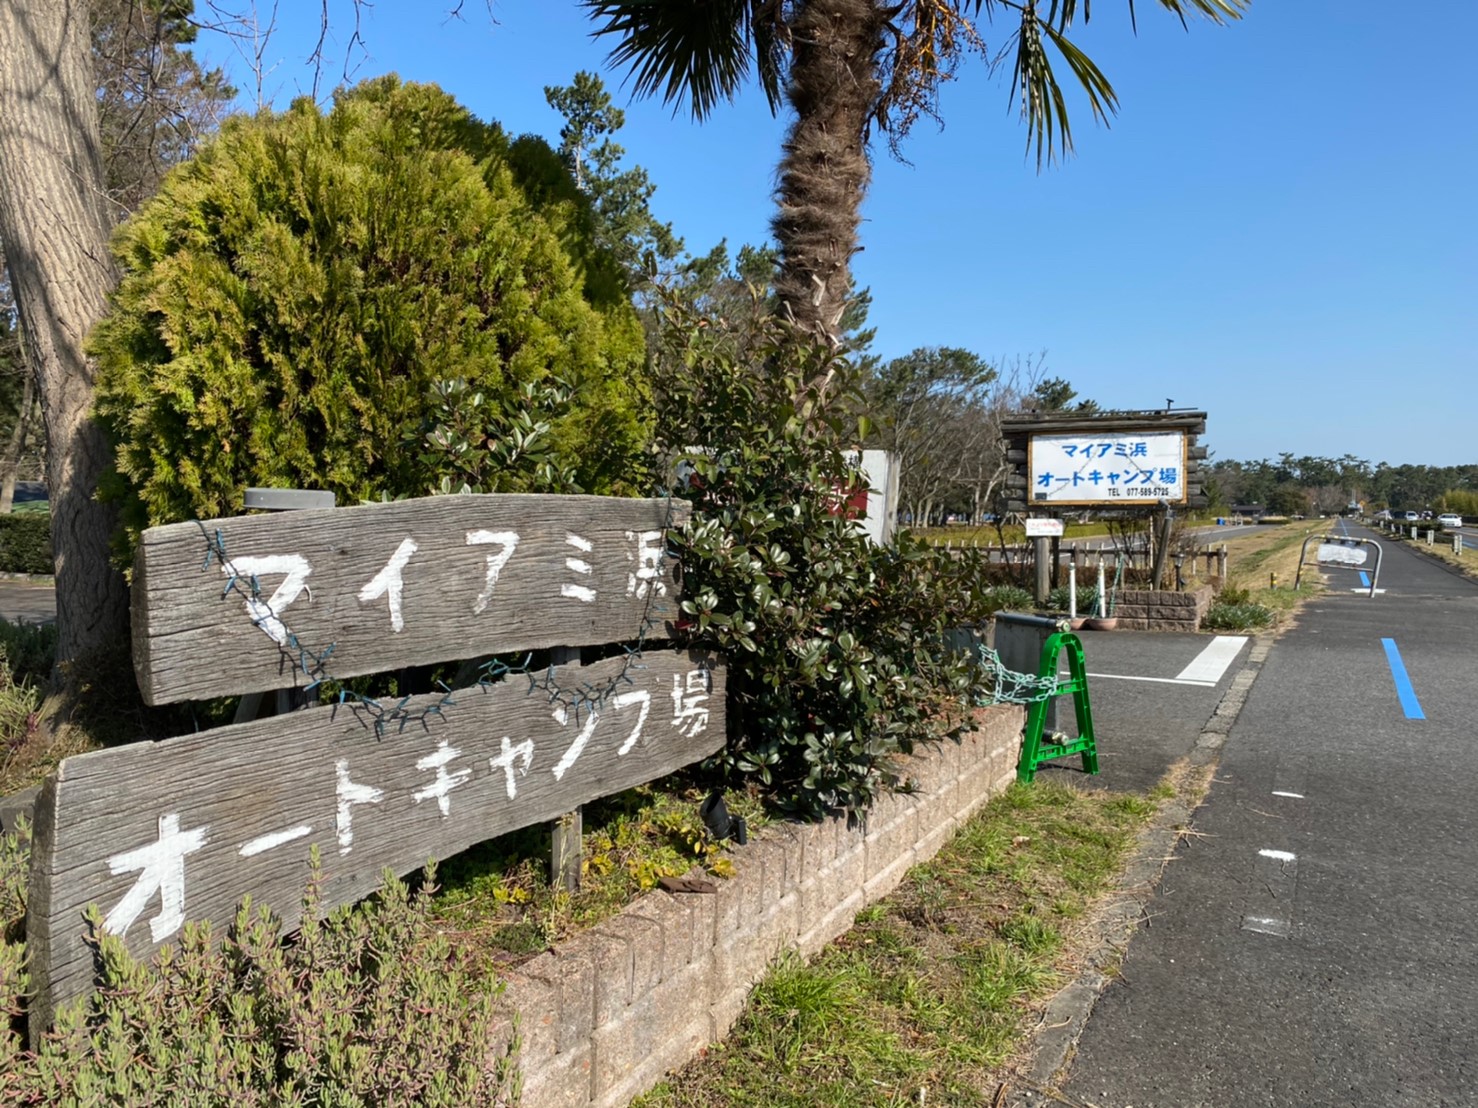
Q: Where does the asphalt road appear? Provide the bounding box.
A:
[0,579,55,624]
[1058,522,1478,1107]
[1030,627,1250,794]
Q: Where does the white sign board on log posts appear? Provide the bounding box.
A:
[1028,429,1188,506]
[30,493,721,1030]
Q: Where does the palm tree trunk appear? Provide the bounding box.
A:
[771,0,886,350]
[0,0,130,691]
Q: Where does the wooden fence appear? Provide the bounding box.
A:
[27,493,724,1032]
[941,540,1229,586]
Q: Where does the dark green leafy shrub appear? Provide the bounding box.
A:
[1046,584,1099,613]
[650,293,997,819]
[92,75,651,551]
[0,515,52,576]
[980,585,1034,614]
[1,848,519,1106]
[0,621,57,689]
[1202,601,1273,631]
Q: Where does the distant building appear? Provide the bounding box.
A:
[1231,504,1266,521]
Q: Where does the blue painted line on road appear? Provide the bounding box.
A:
[1359,570,1371,587]
[1381,638,1425,720]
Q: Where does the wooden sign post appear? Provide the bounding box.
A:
[27,494,723,1031]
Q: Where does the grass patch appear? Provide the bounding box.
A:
[1206,599,1276,632]
[633,780,1160,1107]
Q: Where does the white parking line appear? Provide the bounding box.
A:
[1081,672,1216,687]
[1057,633,1248,689]
[1176,635,1249,684]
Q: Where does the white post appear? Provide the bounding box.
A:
[1097,561,1107,618]
[1457,534,1464,555]
[1426,529,1434,546]
[1068,563,1078,619]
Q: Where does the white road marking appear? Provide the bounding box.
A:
[1072,672,1216,687]
[1175,635,1249,683]
[1259,849,1296,862]
[1241,915,1292,937]
[1272,790,1304,799]
[1351,588,1386,594]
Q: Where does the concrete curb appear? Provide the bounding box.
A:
[1006,633,1275,1106]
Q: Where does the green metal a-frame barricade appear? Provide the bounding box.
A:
[1017,631,1099,783]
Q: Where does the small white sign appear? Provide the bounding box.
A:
[1025,518,1064,538]
[1317,542,1368,566]
[1029,430,1187,505]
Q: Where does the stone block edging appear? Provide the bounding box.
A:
[500,704,1025,1106]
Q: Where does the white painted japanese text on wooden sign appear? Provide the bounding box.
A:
[29,650,723,1026]
[131,494,689,704]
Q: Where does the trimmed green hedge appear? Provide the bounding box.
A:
[0,513,52,575]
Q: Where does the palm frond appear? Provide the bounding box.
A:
[1041,21,1118,127]
[1009,10,1071,168]
[1151,0,1249,29]
[1010,0,1238,168]
[584,0,787,120]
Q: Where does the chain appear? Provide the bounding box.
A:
[199,497,685,735]
[473,495,687,725]
[975,645,1062,706]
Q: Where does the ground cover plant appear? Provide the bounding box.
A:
[0,624,56,797]
[430,782,766,968]
[632,779,1161,1107]
[1202,586,1274,631]
[0,837,520,1107]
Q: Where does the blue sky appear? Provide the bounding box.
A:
[198,2,1476,468]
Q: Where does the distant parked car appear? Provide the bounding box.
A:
[1438,513,1464,529]
[1403,511,1420,522]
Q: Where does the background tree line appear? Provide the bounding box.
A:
[1208,454,1478,517]
[856,351,1092,527]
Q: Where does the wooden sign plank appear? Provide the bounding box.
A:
[27,650,724,1029]
[131,494,690,705]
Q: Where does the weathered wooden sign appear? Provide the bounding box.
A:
[28,649,725,1028]
[131,494,689,704]
[1000,412,1209,515]
[28,492,720,1032]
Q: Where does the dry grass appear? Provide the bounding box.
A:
[1219,518,1328,594]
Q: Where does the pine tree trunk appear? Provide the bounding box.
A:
[0,0,130,688]
[772,0,886,349]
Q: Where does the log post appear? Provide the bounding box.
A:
[550,646,582,893]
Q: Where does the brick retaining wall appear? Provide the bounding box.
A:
[496,704,1025,1107]
[1108,584,1216,632]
